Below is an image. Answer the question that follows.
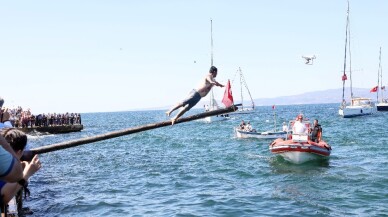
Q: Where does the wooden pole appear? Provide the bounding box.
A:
[22,104,240,161]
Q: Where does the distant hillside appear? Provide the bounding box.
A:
[252,87,376,106]
[142,87,376,111]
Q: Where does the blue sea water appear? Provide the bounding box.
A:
[24,103,388,217]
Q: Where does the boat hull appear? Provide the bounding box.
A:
[229,108,255,115]
[235,128,286,139]
[203,115,229,123]
[338,106,374,118]
[19,125,83,134]
[376,103,388,111]
[269,139,331,164]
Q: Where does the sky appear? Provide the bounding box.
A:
[1,0,387,113]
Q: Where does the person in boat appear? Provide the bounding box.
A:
[310,119,322,143]
[204,104,209,112]
[282,122,288,132]
[239,120,246,130]
[166,66,224,125]
[341,99,346,108]
[292,114,306,134]
[245,121,252,132]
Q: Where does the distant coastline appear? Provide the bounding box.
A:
[129,87,375,112]
[250,87,375,106]
[198,87,375,108]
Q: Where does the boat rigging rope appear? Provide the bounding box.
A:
[230,68,254,109]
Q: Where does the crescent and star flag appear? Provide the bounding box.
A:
[342,74,347,81]
[370,86,378,93]
[272,105,275,110]
[222,79,234,107]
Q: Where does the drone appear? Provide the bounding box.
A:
[302,55,316,65]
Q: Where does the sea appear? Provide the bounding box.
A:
[24,103,387,217]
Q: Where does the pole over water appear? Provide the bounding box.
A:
[22,104,240,161]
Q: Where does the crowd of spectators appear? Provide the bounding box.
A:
[1,106,82,128]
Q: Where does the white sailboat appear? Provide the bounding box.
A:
[229,67,255,115]
[203,19,229,123]
[338,1,374,118]
[375,47,388,111]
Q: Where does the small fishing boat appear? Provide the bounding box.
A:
[269,119,331,164]
[235,128,286,139]
[235,106,286,139]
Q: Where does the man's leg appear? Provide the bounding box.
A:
[166,102,184,117]
[171,105,190,125]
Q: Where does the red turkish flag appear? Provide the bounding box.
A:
[370,86,378,92]
[272,105,275,110]
[342,74,347,81]
[222,79,234,107]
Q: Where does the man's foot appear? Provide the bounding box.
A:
[165,111,171,117]
[171,118,177,125]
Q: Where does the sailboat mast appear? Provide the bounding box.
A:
[377,47,382,103]
[348,16,353,99]
[342,0,350,103]
[239,68,244,109]
[210,19,214,107]
[210,19,213,66]
[381,59,384,101]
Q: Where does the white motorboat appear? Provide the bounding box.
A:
[269,119,331,164]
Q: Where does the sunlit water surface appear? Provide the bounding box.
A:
[24,104,388,216]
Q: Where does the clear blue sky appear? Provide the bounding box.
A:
[1,0,387,113]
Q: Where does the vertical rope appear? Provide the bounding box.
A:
[239,68,255,109]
